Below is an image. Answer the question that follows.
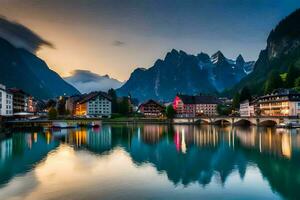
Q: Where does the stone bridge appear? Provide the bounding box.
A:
[173,116,299,126]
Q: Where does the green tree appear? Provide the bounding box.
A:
[217,104,231,116]
[232,93,240,109]
[264,70,284,94]
[166,105,176,119]
[295,77,300,87]
[108,88,118,113]
[48,107,58,120]
[119,97,130,115]
[286,64,300,88]
[239,86,252,102]
[294,77,300,92]
[57,97,66,115]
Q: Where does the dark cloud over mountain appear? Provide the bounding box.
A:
[0,16,53,53]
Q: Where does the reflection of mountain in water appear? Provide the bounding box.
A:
[0,132,59,186]
[66,125,300,199]
[1,125,300,199]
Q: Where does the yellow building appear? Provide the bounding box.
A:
[257,89,300,117]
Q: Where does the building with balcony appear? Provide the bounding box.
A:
[173,94,220,117]
[74,92,112,118]
[7,88,29,113]
[239,100,255,117]
[138,100,165,117]
[0,84,13,116]
[257,89,300,117]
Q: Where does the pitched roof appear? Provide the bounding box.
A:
[77,91,112,104]
[139,99,165,109]
[177,94,220,104]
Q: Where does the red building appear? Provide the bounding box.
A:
[138,100,165,118]
[173,94,220,117]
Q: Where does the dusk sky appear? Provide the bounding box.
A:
[1,0,300,81]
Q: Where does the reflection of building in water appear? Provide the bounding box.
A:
[86,127,112,152]
[141,125,166,144]
[64,127,112,153]
[66,129,87,147]
[0,132,58,186]
[234,127,298,159]
[0,139,12,162]
[173,126,234,153]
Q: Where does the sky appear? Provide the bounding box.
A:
[0,0,300,81]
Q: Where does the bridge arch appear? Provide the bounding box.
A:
[196,118,211,124]
[233,119,253,126]
[213,119,231,126]
[258,119,277,127]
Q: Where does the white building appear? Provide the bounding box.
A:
[75,92,112,118]
[239,100,254,117]
[0,84,13,116]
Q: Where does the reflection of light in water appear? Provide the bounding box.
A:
[26,134,32,149]
[259,132,262,153]
[0,138,12,162]
[45,131,51,144]
[281,133,291,158]
[34,132,38,143]
[75,130,87,147]
[267,128,272,150]
[181,128,187,154]
[174,131,180,152]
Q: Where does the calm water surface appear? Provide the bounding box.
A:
[0,125,300,200]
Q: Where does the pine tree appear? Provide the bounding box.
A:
[232,93,240,109]
[239,86,251,102]
[166,105,176,119]
[286,64,300,88]
[108,88,118,113]
[264,71,284,94]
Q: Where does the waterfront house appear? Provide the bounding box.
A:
[75,92,112,118]
[0,84,13,116]
[257,88,300,117]
[173,94,220,117]
[8,88,29,113]
[239,100,255,117]
[138,100,165,118]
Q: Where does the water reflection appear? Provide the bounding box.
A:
[0,125,300,199]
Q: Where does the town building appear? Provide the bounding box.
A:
[0,84,13,116]
[65,95,83,115]
[75,92,112,118]
[173,94,220,117]
[7,88,29,113]
[239,100,255,117]
[257,89,300,117]
[138,100,166,117]
[27,96,37,113]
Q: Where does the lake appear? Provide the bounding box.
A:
[0,125,299,200]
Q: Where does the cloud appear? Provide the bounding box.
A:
[112,40,125,47]
[0,16,54,52]
[64,70,124,93]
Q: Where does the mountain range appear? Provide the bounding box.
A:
[228,8,300,96]
[117,50,254,101]
[1,8,300,102]
[0,37,79,99]
[64,70,124,93]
